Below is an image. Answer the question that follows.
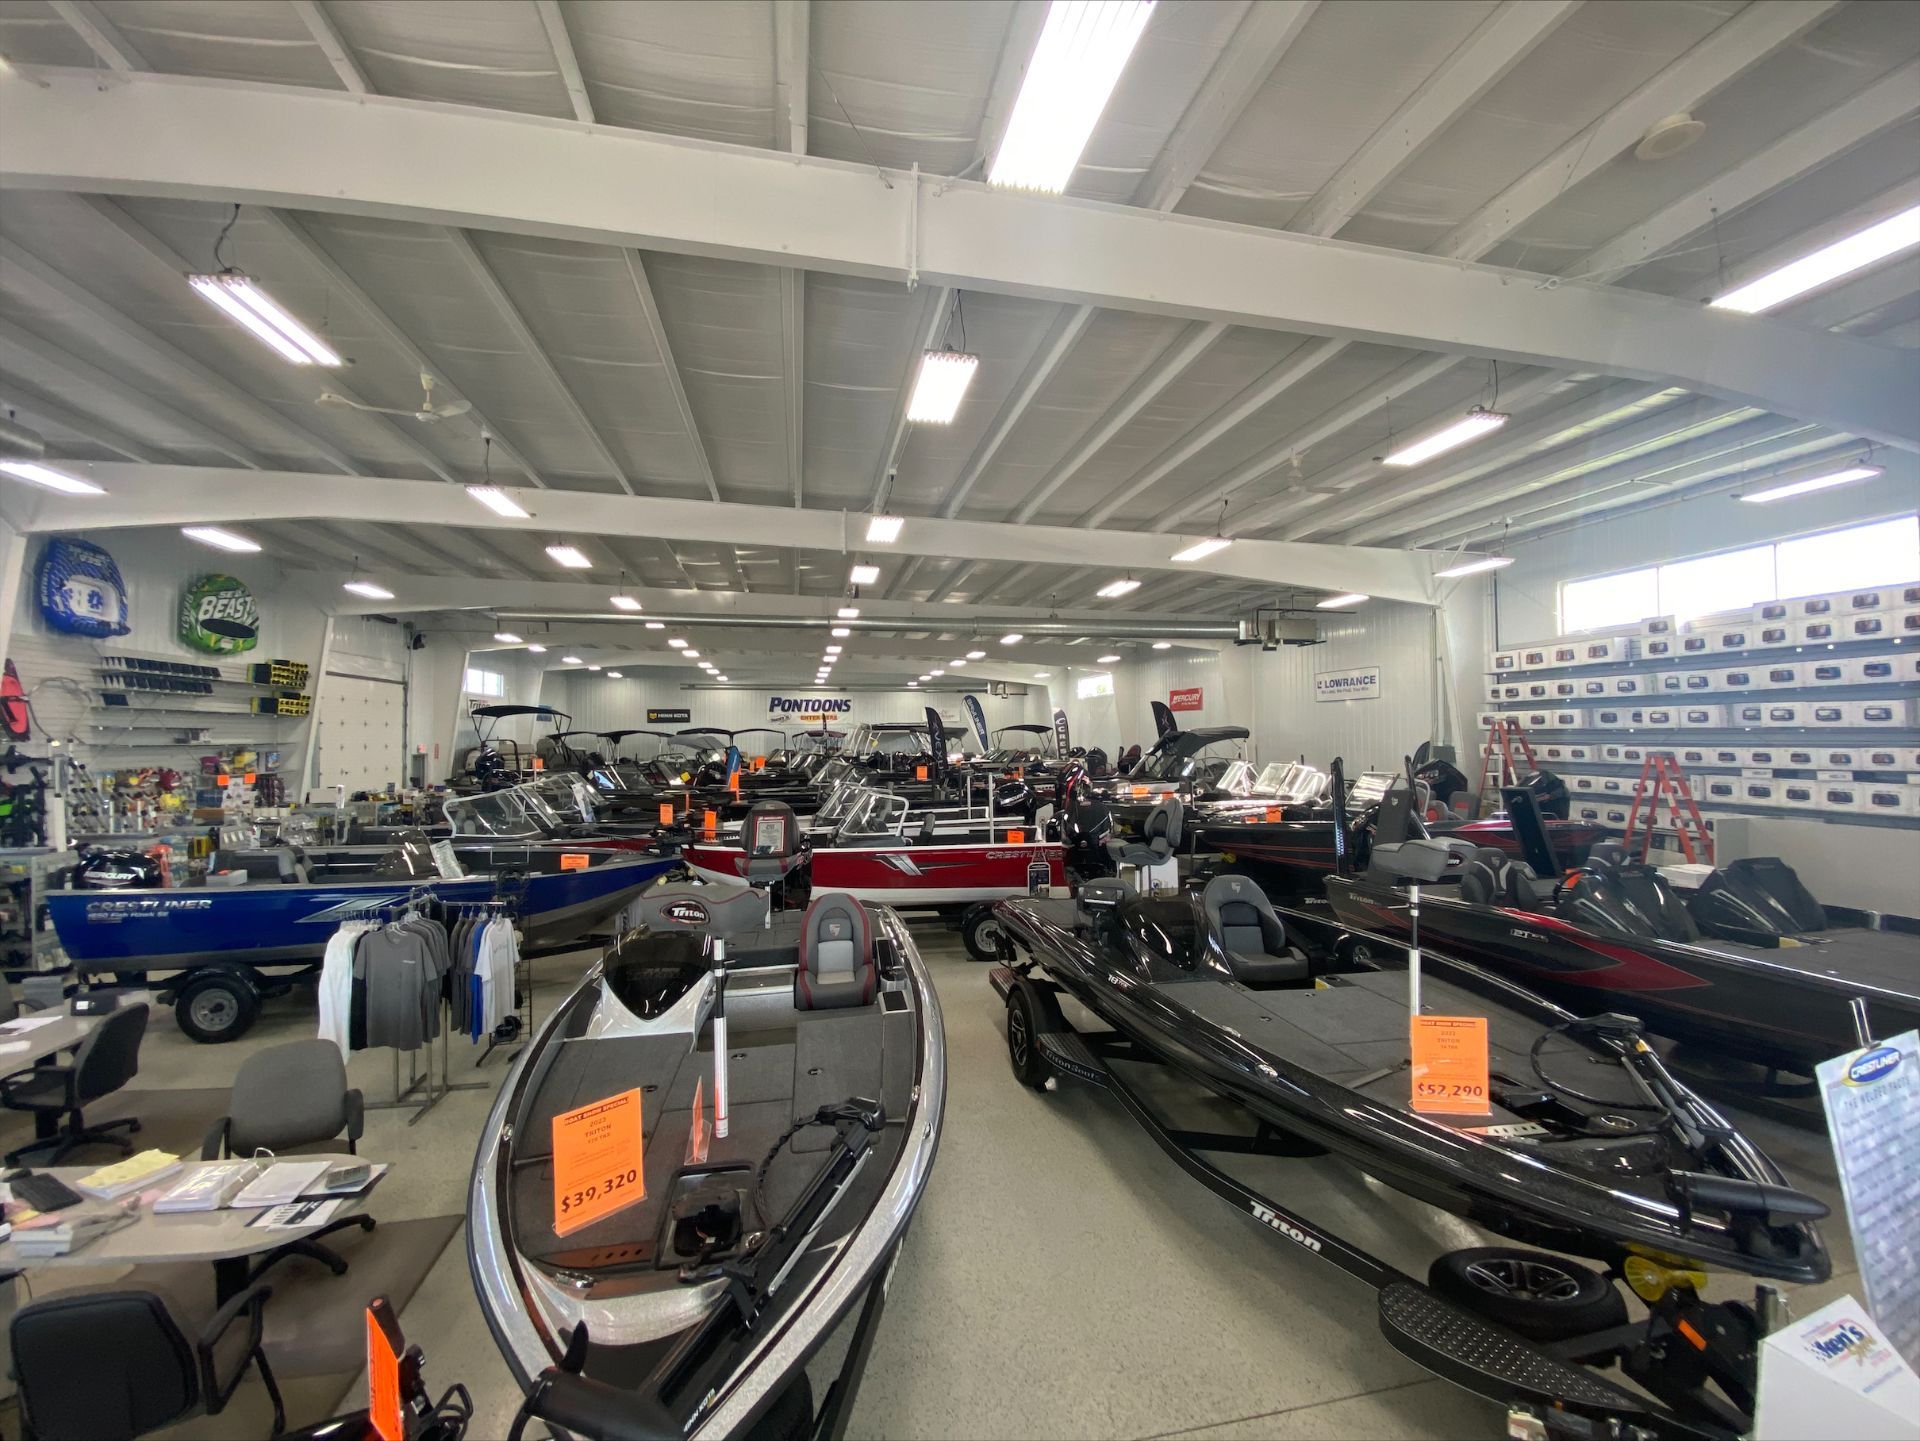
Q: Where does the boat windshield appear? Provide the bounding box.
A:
[1121,896,1197,966]
[814,780,863,825]
[444,785,568,839]
[530,774,599,824]
[1215,760,1258,796]
[835,789,909,840]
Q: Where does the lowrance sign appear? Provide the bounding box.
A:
[768,696,854,717]
[1314,666,1381,702]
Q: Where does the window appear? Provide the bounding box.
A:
[463,666,505,698]
[1558,516,1919,630]
[1076,671,1114,699]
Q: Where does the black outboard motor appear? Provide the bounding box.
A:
[1412,755,1471,815]
[1691,857,1827,939]
[1059,779,1114,878]
[472,745,511,791]
[993,775,1037,825]
[73,846,163,890]
[1083,746,1110,778]
[1518,769,1570,821]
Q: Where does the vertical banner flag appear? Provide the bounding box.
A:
[1052,706,1072,759]
[964,694,989,752]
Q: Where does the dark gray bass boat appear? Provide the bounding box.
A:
[469,880,944,1440]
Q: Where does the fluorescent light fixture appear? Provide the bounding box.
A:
[682,650,700,659]
[1150,642,1171,650]
[1712,205,1920,314]
[493,631,523,644]
[1033,671,1052,678]
[1317,592,1369,609]
[988,0,1158,195]
[1434,555,1515,580]
[181,525,260,553]
[644,621,664,630]
[586,664,602,671]
[849,564,880,585]
[832,627,852,638]
[188,272,343,365]
[905,351,979,424]
[466,485,529,518]
[0,460,104,495]
[826,645,843,655]
[667,638,687,648]
[1739,465,1883,504]
[546,544,592,569]
[866,514,904,544]
[1096,578,1141,598]
[1171,536,1231,563]
[1000,633,1023,645]
[343,580,393,600]
[607,670,624,679]
[837,607,860,619]
[919,674,932,681]
[907,680,919,687]
[1383,408,1509,468]
[715,675,729,683]
[1096,653,1121,663]
[930,669,945,677]
[527,644,546,653]
[561,654,583,664]
[610,594,642,612]
[966,650,986,660]
[949,659,968,667]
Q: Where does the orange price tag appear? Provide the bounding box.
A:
[559,852,590,872]
[915,764,929,781]
[216,774,231,788]
[1006,829,1026,844]
[366,1305,403,1441]
[658,801,674,827]
[532,756,545,771]
[243,771,257,786]
[702,809,718,837]
[751,755,766,772]
[1130,785,1148,798]
[1410,1015,1491,1116]
[1263,806,1283,822]
[551,1088,646,1237]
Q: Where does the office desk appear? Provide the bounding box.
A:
[0,993,154,1069]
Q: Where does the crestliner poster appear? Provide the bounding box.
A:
[1314,665,1381,702]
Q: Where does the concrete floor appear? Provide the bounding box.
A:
[8,926,1860,1441]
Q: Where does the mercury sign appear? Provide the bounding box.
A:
[1314,665,1380,702]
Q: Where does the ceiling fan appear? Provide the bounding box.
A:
[317,371,472,423]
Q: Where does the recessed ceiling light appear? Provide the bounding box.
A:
[832,627,851,638]
[1739,465,1884,504]
[1383,409,1508,468]
[1096,578,1141,598]
[586,664,602,672]
[988,0,1157,195]
[493,631,522,644]
[1434,556,1515,579]
[1317,593,1369,609]
[837,607,860,619]
[466,485,529,518]
[850,564,880,585]
[905,351,979,424]
[562,654,583,664]
[716,675,729,683]
[966,650,985,659]
[343,580,393,600]
[527,643,546,653]
[1712,204,1920,314]
[1150,642,1171,650]
[1096,653,1121,663]
[949,658,967,667]
[1000,633,1023,645]
[930,669,945,677]
[919,674,932,681]
[0,460,104,495]
[181,525,260,553]
[645,620,664,629]
[682,650,700,659]
[907,680,919,687]
[1170,537,1231,563]
[667,638,687,648]
[607,670,624,679]
[610,595,642,612]
[546,544,592,569]
[188,271,342,365]
[866,514,904,543]
[826,645,842,655]
[1032,671,1052,678]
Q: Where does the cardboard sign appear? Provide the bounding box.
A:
[551,1089,645,1237]
[366,1304,403,1441]
[1410,1015,1491,1116]
[1755,1294,1920,1440]
[1169,687,1204,712]
[558,852,590,872]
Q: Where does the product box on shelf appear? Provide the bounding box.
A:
[1571,800,1605,824]
[1591,707,1631,730]
[1854,656,1902,685]
[1485,679,1505,703]
[1475,710,1503,731]
[1550,679,1581,700]
[1642,635,1680,660]
[1842,587,1896,613]
[1600,804,1633,828]
[1676,705,1726,728]
[1796,593,1839,618]
[1778,746,1821,768]
[1713,625,1757,653]
[1757,662,1803,690]
[1538,742,1593,764]
[1700,776,1741,807]
[1754,622,1797,650]
[1523,680,1555,701]
[1577,636,1637,664]
[1516,644,1554,670]
[1797,618,1838,644]
[1548,709,1583,728]
[1861,745,1920,770]
[1491,650,1520,673]
[1741,746,1782,767]
[1756,600,1792,623]
[1901,585,1920,608]
[1521,710,1555,731]
[1844,613,1897,641]
[1497,683,1525,701]
[1820,747,1864,769]
[1805,659,1852,687]
[1861,782,1917,818]
[1674,745,1734,768]
[1894,609,1920,638]
[1641,616,1678,638]
[1710,666,1753,691]
[1820,781,1868,814]
[1679,630,1718,656]
[1776,780,1821,810]
[1738,778,1781,807]
[1569,774,1600,794]
[1598,773,1635,795]
[1853,698,1916,727]
[1805,702,1853,728]
[1640,706,1678,728]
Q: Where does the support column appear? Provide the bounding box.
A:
[0,518,30,660]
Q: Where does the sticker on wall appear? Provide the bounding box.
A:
[646,708,691,725]
[179,574,260,654]
[1314,665,1381,702]
[36,536,130,639]
[1168,687,1205,713]
[767,696,854,717]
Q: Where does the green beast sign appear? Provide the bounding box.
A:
[179,574,260,654]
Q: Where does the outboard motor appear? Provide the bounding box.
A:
[1059,780,1114,878]
[73,846,164,890]
[472,745,511,792]
[1518,769,1570,821]
[993,775,1037,825]
[1083,746,1110,778]
[1412,755,1471,818]
[1691,857,1827,939]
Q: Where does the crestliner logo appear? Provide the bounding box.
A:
[1845,1045,1901,1085]
[1249,1202,1322,1253]
[768,697,854,716]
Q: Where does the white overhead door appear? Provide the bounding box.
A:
[314,670,404,796]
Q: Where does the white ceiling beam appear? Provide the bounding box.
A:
[287,0,369,94]
[1287,0,1578,238]
[0,381,164,462]
[1433,0,1843,260]
[14,465,1441,604]
[9,72,1909,448]
[616,251,719,504]
[0,319,266,466]
[46,0,144,71]
[1790,252,1920,335]
[1573,60,1920,284]
[533,0,593,124]
[443,227,635,495]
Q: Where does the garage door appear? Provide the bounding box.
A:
[314,671,405,796]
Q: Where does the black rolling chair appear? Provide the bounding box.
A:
[201,1040,373,1283]
[10,1282,284,1441]
[0,1002,147,1165]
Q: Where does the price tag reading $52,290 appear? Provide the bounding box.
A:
[551,1088,646,1237]
[1410,1015,1492,1117]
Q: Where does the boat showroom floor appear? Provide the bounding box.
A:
[1,928,1863,1441]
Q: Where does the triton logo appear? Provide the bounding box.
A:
[1248,1202,1322,1253]
[662,899,710,926]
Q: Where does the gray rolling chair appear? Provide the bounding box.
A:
[201,1040,373,1283]
[1,1002,147,1165]
[10,1281,283,1441]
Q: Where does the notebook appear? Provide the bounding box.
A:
[232,1160,332,1208]
[75,1150,183,1201]
[153,1161,262,1213]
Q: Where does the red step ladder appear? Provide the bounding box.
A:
[1476,716,1538,817]
[1622,752,1713,864]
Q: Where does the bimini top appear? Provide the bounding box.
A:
[470,704,571,721]
[1160,726,1250,755]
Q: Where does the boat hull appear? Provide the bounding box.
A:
[1200,817,1606,897]
[684,839,1066,906]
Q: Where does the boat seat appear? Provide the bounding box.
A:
[1368,837,1474,884]
[1457,848,1507,907]
[794,891,876,1011]
[1107,796,1183,867]
[740,800,803,882]
[1201,874,1308,987]
[917,812,939,844]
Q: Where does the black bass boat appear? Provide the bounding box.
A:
[1325,781,1920,1079]
[470,879,944,1441]
[989,815,1828,1437]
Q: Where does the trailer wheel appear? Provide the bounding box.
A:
[175,972,261,1044]
[1005,980,1063,1090]
[1428,1248,1626,1342]
[961,903,1007,962]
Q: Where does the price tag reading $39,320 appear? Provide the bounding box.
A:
[551,1088,646,1237]
[1410,1015,1492,1117]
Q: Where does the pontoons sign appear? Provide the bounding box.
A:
[768,697,853,717]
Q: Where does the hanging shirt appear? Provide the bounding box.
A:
[317,921,373,1060]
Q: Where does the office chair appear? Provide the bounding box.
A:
[10,1281,283,1441]
[201,1040,373,1283]
[0,1002,147,1165]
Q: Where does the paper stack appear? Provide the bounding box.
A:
[75,1150,183,1201]
[154,1161,262,1213]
